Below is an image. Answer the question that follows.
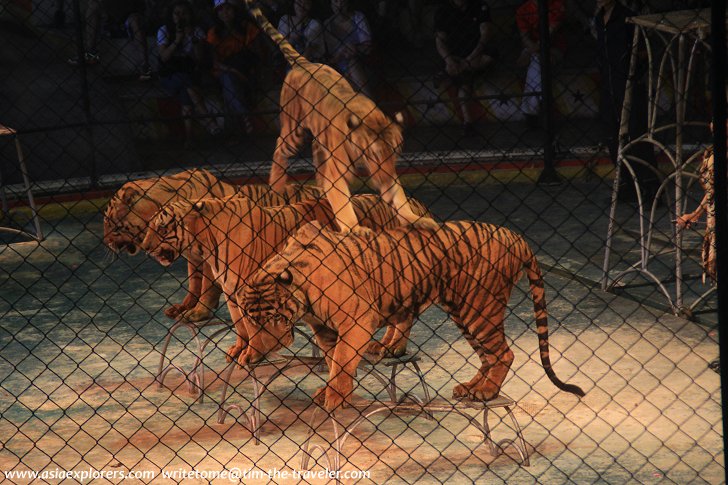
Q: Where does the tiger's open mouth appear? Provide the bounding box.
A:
[154,248,176,266]
[117,242,138,255]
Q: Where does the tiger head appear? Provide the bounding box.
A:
[347,109,405,168]
[103,184,158,255]
[141,201,200,267]
[240,222,338,363]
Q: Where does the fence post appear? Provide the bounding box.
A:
[710,4,728,478]
[536,0,559,185]
[71,0,97,187]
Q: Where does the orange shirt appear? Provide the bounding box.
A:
[207,22,260,62]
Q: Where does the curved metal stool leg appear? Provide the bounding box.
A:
[155,320,194,389]
[188,324,230,403]
[216,360,239,424]
[300,406,334,473]
[482,404,530,465]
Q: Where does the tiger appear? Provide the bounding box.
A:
[242,0,436,233]
[103,168,323,321]
[140,194,433,366]
[676,145,718,283]
[240,221,585,411]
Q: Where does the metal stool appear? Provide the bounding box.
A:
[216,351,432,445]
[155,318,231,403]
[0,125,43,242]
[300,396,529,483]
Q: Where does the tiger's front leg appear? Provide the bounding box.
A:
[317,144,361,233]
[366,317,413,360]
[164,260,201,319]
[321,317,375,411]
[226,299,249,364]
[181,262,222,322]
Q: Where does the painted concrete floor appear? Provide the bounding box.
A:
[0,179,721,483]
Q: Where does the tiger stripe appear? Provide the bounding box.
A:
[142,194,431,364]
[103,168,323,320]
[244,221,585,407]
[243,0,437,233]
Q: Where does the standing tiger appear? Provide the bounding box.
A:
[103,168,322,321]
[140,194,432,365]
[241,221,585,411]
[242,0,435,233]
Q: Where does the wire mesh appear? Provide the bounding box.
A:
[0,0,724,483]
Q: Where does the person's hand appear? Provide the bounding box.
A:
[676,212,700,230]
[342,44,356,60]
[174,26,184,45]
[445,57,462,76]
[517,48,531,67]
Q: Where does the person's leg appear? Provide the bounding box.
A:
[346,58,373,98]
[457,82,474,130]
[219,72,253,135]
[187,86,222,135]
[521,53,541,125]
[126,12,150,79]
[408,0,423,46]
[54,0,66,27]
[84,0,102,55]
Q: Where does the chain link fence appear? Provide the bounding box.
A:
[1,0,724,483]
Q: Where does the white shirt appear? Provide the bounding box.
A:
[278,15,325,62]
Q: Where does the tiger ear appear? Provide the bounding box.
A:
[347,114,362,130]
[393,111,405,125]
[275,269,293,285]
[119,186,141,206]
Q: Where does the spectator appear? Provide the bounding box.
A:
[376,0,424,47]
[515,0,565,129]
[278,0,325,63]
[67,0,152,81]
[434,0,495,136]
[324,0,373,96]
[158,0,222,144]
[207,0,266,136]
[593,0,657,200]
[676,121,726,284]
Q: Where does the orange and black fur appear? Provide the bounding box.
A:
[242,221,585,411]
[141,195,432,365]
[243,0,435,233]
[103,168,322,321]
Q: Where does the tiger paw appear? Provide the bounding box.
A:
[313,386,327,406]
[164,303,189,319]
[452,382,500,402]
[226,343,244,363]
[365,340,387,359]
[413,216,439,231]
[350,225,374,237]
[179,305,214,323]
[323,387,350,412]
[452,383,470,400]
[365,340,406,361]
[238,347,264,367]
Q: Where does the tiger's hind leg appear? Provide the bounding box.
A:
[451,304,514,402]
